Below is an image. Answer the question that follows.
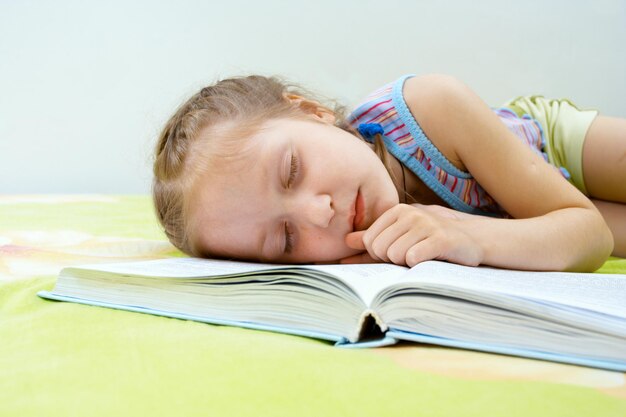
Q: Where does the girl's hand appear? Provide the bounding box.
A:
[340,204,484,267]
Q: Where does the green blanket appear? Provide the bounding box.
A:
[1,195,625,417]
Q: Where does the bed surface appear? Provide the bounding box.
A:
[1,195,625,417]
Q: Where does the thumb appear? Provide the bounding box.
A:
[345,231,366,250]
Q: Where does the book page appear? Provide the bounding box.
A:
[396,261,626,318]
[66,257,410,306]
[306,263,409,305]
[66,257,296,278]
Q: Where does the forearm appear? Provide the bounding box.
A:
[461,208,614,272]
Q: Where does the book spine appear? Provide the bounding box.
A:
[356,309,388,341]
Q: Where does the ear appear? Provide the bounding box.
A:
[284,93,336,124]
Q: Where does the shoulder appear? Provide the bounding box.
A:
[349,73,471,170]
[402,73,495,142]
[401,74,469,170]
[402,73,462,98]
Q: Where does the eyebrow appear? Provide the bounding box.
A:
[257,144,290,261]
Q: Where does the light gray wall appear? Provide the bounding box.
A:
[1,0,624,194]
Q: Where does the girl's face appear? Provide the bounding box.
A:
[188,116,399,263]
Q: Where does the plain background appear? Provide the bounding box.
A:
[1,0,625,194]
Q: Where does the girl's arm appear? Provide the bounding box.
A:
[346,74,613,272]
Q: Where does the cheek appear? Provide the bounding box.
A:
[298,230,358,261]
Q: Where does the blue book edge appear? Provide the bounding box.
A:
[386,330,626,372]
[37,290,625,371]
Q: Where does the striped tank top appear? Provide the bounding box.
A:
[347,74,564,218]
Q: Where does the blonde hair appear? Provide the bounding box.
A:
[152,74,398,257]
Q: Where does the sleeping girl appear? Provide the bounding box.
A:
[152,73,625,272]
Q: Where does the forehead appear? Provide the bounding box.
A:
[187,118,293,259]
[192,116,331,179]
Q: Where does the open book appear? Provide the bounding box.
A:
[38,257,626,371]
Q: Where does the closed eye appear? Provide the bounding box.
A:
[287,154,299,188]
[284,222,294,254]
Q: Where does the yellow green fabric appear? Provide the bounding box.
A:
[1,195,625,417]
[502,95,599,195]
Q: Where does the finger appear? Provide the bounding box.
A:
[362,205,403,243]
[367,220,412,263]
[338,251,379,264]
[405,237,442,267]
[359,206,408,261]
[345,231,384,262]
[385,230,427,266]
[345,231,366,250]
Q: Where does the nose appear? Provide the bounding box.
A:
[289,192,335,228]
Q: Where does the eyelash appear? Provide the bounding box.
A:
[284,222,294,254]
[284,153,299,254]
[287,154,299,188]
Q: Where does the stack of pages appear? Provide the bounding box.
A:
[39,257,626,371]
